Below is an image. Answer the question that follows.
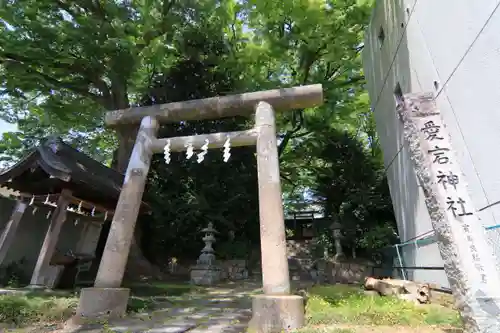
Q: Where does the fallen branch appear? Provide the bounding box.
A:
[364,277,431,304]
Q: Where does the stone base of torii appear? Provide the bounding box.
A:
[72,85,324,332]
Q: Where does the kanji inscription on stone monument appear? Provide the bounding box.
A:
[446,197,473,217]
[415,110,490,285]
[427,145,450,164]
[398,92,500,332]
[436,170,459,190]
[420,120,444,141]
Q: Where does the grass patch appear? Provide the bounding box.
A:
[298,329,355,333]
[128,282,201,297]
[0,293,78,326]
[126,296,156,313]
[0,282,199,327]
[305,285,462,327]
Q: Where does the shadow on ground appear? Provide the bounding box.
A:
[127,282,195,297]
[64,281,261,333]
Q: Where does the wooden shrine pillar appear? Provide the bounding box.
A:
[0,200,27,265]
[30,189,71,287]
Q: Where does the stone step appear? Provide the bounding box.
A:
[288,258,313,266]
[290,250,312,254]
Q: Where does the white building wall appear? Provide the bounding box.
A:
[363,0,500,288]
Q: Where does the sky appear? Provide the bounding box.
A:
[0,119,17,169]
[0,119,17,135]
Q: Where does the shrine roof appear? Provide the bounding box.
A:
[0,137,139,212]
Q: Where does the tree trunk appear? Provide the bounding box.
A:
[104,77,164,281]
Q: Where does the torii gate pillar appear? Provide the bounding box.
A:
[249,101,305,331]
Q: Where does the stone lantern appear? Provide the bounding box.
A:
[330,222,344,260]
[190,222,222,285]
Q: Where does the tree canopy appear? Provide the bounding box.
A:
[0,0,397,269]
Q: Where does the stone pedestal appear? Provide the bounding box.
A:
[27,265,65,289]
[44,265,65,288]
[190,265,222,286]
[249,295,304,333]
[74,287,130,320]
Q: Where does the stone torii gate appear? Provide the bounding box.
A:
[75,84,324,332]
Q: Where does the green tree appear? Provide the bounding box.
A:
[238,0,371,151]
[0,0,241,276]
[0,0,392,270]
[309,114,397,257]
[0,0,236,168]
[0,0,373,177]
[137,33,260,264]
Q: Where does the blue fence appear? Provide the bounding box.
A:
[392,224,500,286]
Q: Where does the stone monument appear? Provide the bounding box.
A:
[190,222,222,285]
[397,93,500,331]
[330,221,344,260]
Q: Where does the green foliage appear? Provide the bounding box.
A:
[0,294,77,325]
[297,328,355,333]
[0,0,235,164]
[0,0,373,163]
[138,39,260,260]
[128,282,198,297]
[126,297,155,313]
[0,0,398,260]
[216,241,253,260]
[0,259,28,287]
[283,109,398,254]
[0,282,193,326]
